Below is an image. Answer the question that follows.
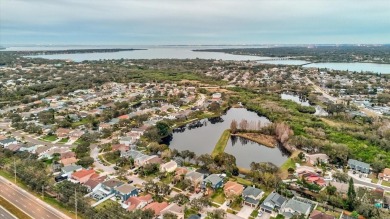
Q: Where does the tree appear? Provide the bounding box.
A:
[333,170,349,183]
[347,178,356,210]
[163,212,178,219]
[170,193,189,205]
[156,121,170,137]
[326,185,337,196]
[350,211,359,219]
[207,209,226,219]
[230,120,238,134]
[239,119,248,130]
[371,159,385,177]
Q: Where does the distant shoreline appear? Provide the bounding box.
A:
[0,48,147,55]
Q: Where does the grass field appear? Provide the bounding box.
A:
[58,138,69,143]
[41,135,58,142]
[212,129,231,157]
[211,189,226,204]
[279,150,300,179]
[0,196,32,219]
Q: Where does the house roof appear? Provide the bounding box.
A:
[203,174,223,185]
[160,203,183,215]
[310,210,335,219]
[261,192,286,210]
[188,215,201,219]
[0,138,17,144]
[144,202,169,215]
[60,157,78,166]
[243,186,263,198]
[224,181,244,195]
[382,168,390,176]
[348,159,370,169]
[102,179,124,189]
[72,169,95,179]
[115,184,137,194]
[60,151,76,159]
[161,160,177,169]
[126,194,153,210]
[61,164,83,173]
[185,171,203,181]
[84,175,107,190]
[283,199,311,215]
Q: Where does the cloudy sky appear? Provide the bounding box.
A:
[1,0,389,45]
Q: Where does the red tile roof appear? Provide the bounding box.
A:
[71,169,95,181]
[144,202,169,215]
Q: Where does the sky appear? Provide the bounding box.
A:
[1,0,389,45]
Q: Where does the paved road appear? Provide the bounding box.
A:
[90,146,115,174]
[0,176,70,219]
[0,206,16,219]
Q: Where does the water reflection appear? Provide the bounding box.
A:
[164,108,288,168]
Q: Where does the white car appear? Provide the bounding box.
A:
[257,211,263,218]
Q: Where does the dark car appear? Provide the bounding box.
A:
[128,180,134,184]
[55,175,68,182]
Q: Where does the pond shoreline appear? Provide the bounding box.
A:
[231,132,276,148]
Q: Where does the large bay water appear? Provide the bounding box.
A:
[163,108,289,168]
[4,45,390,73]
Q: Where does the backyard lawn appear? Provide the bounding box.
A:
[382,180,390,187]
[211,189,226,204]
[58,138,69,143]
[41,135,58,142]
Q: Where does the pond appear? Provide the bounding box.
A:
[281,93,328,116]
[162,108,289,168]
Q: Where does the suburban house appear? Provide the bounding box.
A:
[202,174,224,190]
[135,155,161,167]
[0,138,18,148]
[84,175,107,192]
[101,179,124,195]
[69,130,84,141]
[160,203,184,219]
[60,157,78,166]
[119,136,135,146]
[114,184,138,201]
[125,194,153,211]
[60,151,76,159]
[305,153,329,165]
[185,171,204,187]
[174,167,188,181]
[281,197,314,219]
[223,181,244,199]
[260,192,287,214]
[309,210,335,219]
[348,159,370,174]
[71,169,96,184]
[144,202,169,216]
[379,168,390,181]
[56,128,71,138]
[112,144,130,153]
[242,186,264,207]
[160,160,178,173]
[61,164,83,177]
[99,123,112,131]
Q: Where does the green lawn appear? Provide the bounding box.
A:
[58,138,69,143]
[212,129,231,157]
[71,118,90,128]
[41,134,58,142]
[382,180,390,187]
[211,189,226,204]
[231,176,252,186]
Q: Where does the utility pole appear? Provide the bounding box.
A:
[13,158,16,183]
[75,187,77,219]
[42,185,44,199]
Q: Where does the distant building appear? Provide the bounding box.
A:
[348,159,370,174]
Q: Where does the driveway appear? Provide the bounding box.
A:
[257,211,271,219]
[91,146,115,174]
[126,175,146,187]
[236,205,253,218]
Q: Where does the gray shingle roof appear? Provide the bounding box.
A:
[348,159,370,169]
[203,174,223,186]
[243,186,263,197]
[283,199,311,214]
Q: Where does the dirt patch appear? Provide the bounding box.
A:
[233,132,277,148]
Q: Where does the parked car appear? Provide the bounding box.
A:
[128,180,134,184]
